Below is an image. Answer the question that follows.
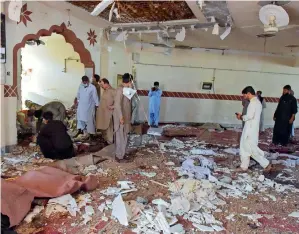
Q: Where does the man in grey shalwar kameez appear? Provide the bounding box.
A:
[76,76,99,137]
[113,73,132,163]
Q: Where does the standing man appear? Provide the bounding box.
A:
[92,74,101,102]
[131,77,139,125]
[273,85,297,146]
[241,89,250,128]
[76,76,99,138]
[236,86,272,172]
[148,82,162,128]
[113,73,132,163]
[257,91,267,133]
[96,78,116,144]
[290,90,298,140]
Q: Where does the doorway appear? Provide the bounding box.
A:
[20,33,85,109]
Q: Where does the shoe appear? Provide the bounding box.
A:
[263,164,273,173]
[115,158,131,163]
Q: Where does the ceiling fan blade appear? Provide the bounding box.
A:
[240,25,262,29]
[91,0,114,16]
[279,25,299,31]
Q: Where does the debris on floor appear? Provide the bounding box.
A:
[2,125,299,234]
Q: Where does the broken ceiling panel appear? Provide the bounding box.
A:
[201,1,232,27]
[69,1,196,23]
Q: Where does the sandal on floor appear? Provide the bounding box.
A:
[263,164,273,173]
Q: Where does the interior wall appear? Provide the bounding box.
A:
[21,34,85,108]
[2,1,104,148]
[107,42,299,127]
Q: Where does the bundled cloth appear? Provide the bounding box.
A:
[1,166,98,228]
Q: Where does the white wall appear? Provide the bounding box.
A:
[21,33,85,108]
[2,1,104,148]
[107,42,299,127]
[4,1,103,86]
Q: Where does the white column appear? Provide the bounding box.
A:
[0,85,6,155]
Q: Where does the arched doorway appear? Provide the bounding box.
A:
[5,23,95,102]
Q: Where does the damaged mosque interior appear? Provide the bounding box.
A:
[1,1,299,234]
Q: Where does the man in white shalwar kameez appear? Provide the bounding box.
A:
[236,86,272,172]
[76,76,99,137]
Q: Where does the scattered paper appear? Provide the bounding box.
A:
[190,149,217,156]
[48,194,78,217]
[123,87,136,100]
[289,211,299,218]
[170,223,185,234]
[112,194,130,226]
[140,172,157,178]
[152,199,170,208]
[82,206,95,224]
[154,212,171,234]
[192,223,214,232]
[147,127,163,136]
[117,181,134,190]
[24,206,44,223]
[165,161,175,166]
[98,203,106,212]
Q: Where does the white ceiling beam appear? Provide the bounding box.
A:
[113,19,202,28]
[185,1,207,22]
[40,1,113,28]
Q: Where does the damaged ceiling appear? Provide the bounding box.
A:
[69,1,196,23]
[68,1,299,55]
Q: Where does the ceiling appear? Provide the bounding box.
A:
[69,1,195,23]
[68,1,299,55]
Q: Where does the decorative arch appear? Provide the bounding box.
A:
[5,23,95,97]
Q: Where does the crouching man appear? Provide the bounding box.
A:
[37,111,75,160]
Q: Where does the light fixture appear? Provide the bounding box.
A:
[220,27,231,40]
[212,24,219,35]
[115,31,128,42]
[175,27,186,42]
[67,9,72,27]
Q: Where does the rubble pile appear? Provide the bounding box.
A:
[2,125,299,233]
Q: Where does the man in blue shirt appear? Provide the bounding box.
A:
[148,82,162,128]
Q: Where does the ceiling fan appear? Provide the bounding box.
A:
[241,1,299,36]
